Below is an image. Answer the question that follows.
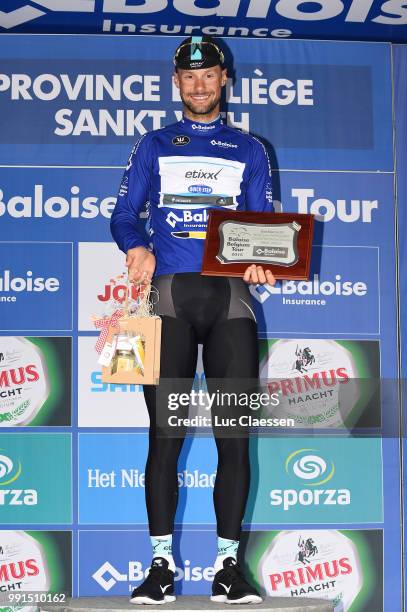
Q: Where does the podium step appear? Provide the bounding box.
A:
[45,596,334,612]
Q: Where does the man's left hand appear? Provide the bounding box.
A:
[243,265,276,286]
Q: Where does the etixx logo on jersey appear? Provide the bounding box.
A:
[172,135,190,147]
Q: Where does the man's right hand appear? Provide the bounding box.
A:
[126,247,156,285]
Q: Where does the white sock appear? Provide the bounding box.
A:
[214,537,239,572]
[150,534,175,572]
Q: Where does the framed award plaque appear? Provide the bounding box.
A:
[201,210,314,280]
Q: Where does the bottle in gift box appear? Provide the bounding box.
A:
[110,334,136,374]
[129,334,145,376]
[110,332,146,376]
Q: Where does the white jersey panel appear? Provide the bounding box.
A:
[158,155,246,210]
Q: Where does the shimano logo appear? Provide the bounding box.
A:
[210,139,238,149]
[93,560,215,592]
[91,372,142,393]
[185,169,222,180]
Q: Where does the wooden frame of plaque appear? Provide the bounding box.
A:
[201,210,314,280]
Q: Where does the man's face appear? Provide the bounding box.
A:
[173,65,227,117]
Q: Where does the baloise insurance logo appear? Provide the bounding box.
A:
[0,242,72,330]
[270,448,350,512]
[93,559,214,592]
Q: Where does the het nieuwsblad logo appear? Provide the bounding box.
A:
[270,448,350,511]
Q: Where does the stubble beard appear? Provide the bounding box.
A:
[180,91,221,118]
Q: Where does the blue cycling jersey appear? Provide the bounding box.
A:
[111,114,273,277]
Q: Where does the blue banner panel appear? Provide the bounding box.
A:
[0,242,73,331]
[0,1,406,43]
[276,171,393,246]
[0,167,121,243]
[251,245,379,336]
[78,434,383,526]
[394,46,407,379]
[0,36,393,170]
[394,48,407,611]
[78,433,218,525]
[78,527,386,608]
[382,438,403,612]
[79,529,218,597]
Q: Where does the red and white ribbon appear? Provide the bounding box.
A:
[93,309,124,353]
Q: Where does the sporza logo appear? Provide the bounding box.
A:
[270,448,350,511]
[0,452,38,506]
[286,449,334,486]
[93,560,215,592]
[0,454,22,486]
[210,139,238,149]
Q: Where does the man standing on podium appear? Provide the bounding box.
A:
[111,35,275,605]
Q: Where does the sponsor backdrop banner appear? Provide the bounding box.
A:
[78,528,383,610]
[79,434,383,526]
[0,33,402,609]
[0,1,406,42]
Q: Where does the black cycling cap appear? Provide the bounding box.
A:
[173,35,225,70]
